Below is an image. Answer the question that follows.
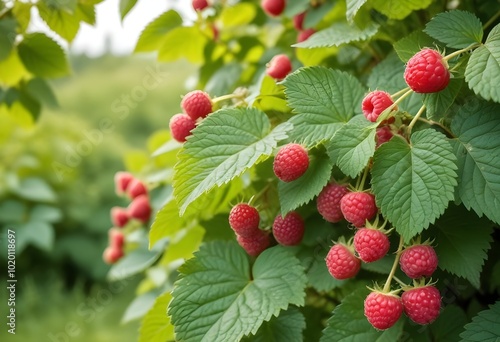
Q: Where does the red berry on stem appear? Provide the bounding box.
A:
[316,183,348,223]
[273,143,309,182]
[261,0,286,17]
[111,207,129,228]
[364,292,403,330]
[237,230,270,257]
[376,126,393,147]
[229,203,260,237]
[266,54,293,80]
[354,228,390,262]
[103,246,124,264]
[192,0,208,11]
[127,179,148,199]
[128,194,152,223]
[114,171,134,195]
[108,228,125,249]
[272,211,304,246]
[399,244,438,279]
[181,90,212,120]
[297,28,315,43]
[325,243,360,280]
[340,191,377,227]
[402,285,441,325]
[362,91,395,122]
[404,48,450,93]
[170,113,196,143]
[293,12,306,31]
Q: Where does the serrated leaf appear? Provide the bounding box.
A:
[423,78,463,121]
[158,26,208,64]
[134,10,183,53]
[424,10,483,49]
[278,151,332,215]
[18,33,70,78]
[242,307,305,342]
[283,67,365,147]
[138,292,175,342]
[328,116,376,178]
[173,108,291,214]
[38,2,80,42]
[168,242,307,342]
[371,0,433,20]
[293,22,378,48]
[460,301,500,341]
[346,0,368,22]
[450,101,500,225]
[0,19,17,61]
[371,130,458,242]
[432,205,493,289]
[394,30,438,62]
[465,24,500,102]
[320,287,404,341]
[119,0,137,20]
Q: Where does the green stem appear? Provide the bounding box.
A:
[443,43,481,62]
[407,104,426,134]
[417,117,455,138]
[391,87,411,99]
[483,10,500,30]
[393,276,407,287]
[212,93,245,104]
[358,165,370,191]
[383,236,404,292]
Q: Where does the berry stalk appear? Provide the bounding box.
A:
[407,104,427,134]
[383,235,404,293]
[442,43,481,62]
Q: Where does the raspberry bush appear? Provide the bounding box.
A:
[103,2,500,341]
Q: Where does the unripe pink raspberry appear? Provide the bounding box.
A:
[399,244,438,279]
[325,243,360,279]
[128,194,152,223]
[316,183,348,223]
[354,228,390,262]
[103,246,124,264]
[273,143,309,182]
[237,230,271,257]
[111,207,129,228]
[340,191,378,227]
[376,126,393,147]
[293,12,306,31]
[127,179,147,199]
[272,211,304,246]
[170,113,196,143]
[364,291,403,330]
[114,171,134,195]
[261,0,285,17]
[297,28,315,43]
[404,48,450,93]
[192,0,208,11]
[266,54,293,80]
[362,91,395,122]
[181,90,212,120]
[229,203,260,237]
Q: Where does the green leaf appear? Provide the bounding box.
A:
[158,26,208,64]
[346,0,368,22]
[76,3,96,25]
[450,101,500,224]
[12,177,57,202]
[394,30,438,62]
[430,305,468,342]
[242,307,306,342]
[15,221,54,253]
[320,287,404,341]
[0,19,17,61]
[432,205,493,288]
[37,2,81,42]
[0,200,26,223]
[138,292,175,342]
[169,242,307,342]
[423,78,463,121]
[371,130,458,242]
[119,0,137,20]
[220,3,256,27]
[134,10,183,53]
[465,24,500,102]
[460,301,500,341]
[173,108,291,215]
[278,151,332,215]
[122,291,158,324]
[293,22,378,48]
[30,204,62,223]
[18,33,70,78]
[24,78,59,108]
[283,67,365,147]
[327,116,376,178]
[371,0,433,20]
[205,62,243,97]
[424,10,483,49]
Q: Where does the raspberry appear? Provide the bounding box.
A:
[111,207,129,228]
[237,230,270,257]
[340,191,378,227]
[272,211,304,246]
[354,228,390,262]
[114,171,134,195]
[273,143,309,182]
[402,285,441,325]
[127,179,148,199]
[229,203,260,237]
[404,48,450,93]
[108,229,125,249]
[103,246,124,264]
[325,243,360,279]
[261,0,285,17]
[364,291,404,330]
[316,183,348,223]
[297,28,315,43]
[128,194,152,223]
[362,91,395,122]
[293,12,306,31]
[192,0,208,11]
[266,54,293,80]
[170,113,196,143]
[399,244,438,279]
[181,90,212,120]
[376,126,393,147]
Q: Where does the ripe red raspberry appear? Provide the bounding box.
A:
[103,246,124,264]
[108,229,125,249]
[114,171,134,196]
[376,126,393,147]
[181,90,212,120]
[127,179,148,199]
[128,194,152,223]
[237,230,270,257]
[273,143,309,182]
[404,48,450,93]
[297,28,315,43]
[170,113,196,143]
[362,91,395,122]
[354,228,390,262]
[364,291,404,330]
[325,243,360,279]
[110,207,129,228]
[402,285,441,325]
[192,0,208,11]
[266,54,293,80]
[293,12,306,31]
[229,203,260,237]
[340,191,378,227]
[316,183,348,223]
[261,0,285,17]
[272,211,304,246]
[399,244,438,279]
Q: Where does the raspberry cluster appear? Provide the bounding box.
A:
[229,203,270,256]
[170,90,213,143]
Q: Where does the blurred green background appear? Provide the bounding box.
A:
[0,53,194,341]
